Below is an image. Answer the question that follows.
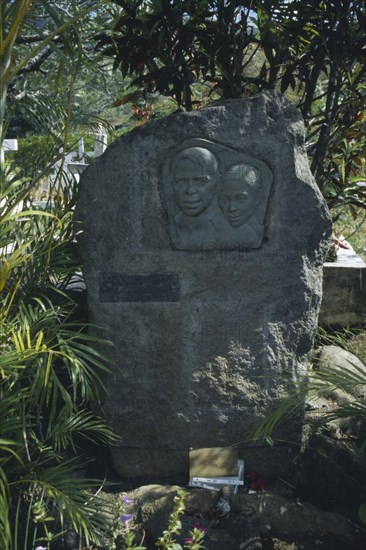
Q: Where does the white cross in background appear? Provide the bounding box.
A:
[0,134,107,190]
[1,139,18,163]
[54,133,108,186]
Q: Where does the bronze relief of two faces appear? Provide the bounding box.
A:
[163,138,272,250]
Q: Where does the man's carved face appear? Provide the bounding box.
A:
[172,148,218,216]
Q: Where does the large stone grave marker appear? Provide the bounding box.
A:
[76,91,331,482]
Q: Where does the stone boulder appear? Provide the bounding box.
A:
[76,90,331,483]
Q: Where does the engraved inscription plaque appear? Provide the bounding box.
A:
[162,138,273,251]
[99,273,180,302]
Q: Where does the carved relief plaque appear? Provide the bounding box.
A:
[162,138,273,250]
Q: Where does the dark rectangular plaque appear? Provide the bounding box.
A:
[99,273,180,303]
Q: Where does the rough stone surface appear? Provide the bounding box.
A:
[76,90,331,482]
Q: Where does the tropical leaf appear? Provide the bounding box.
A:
[0,465,12,550]
[0,3,122,547]
[46,408,118,453]
[12,456,114,547]
[359,502,366,524]
[253,350,366,442]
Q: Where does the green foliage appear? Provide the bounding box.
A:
[108,494,144,549]
[253,326,366,523]
[333,205,366,262]
[253,335,366,442]
[0,4,129,547]
[0,165,119,548]
[155,489,207,550]
[1,93,117,550]
[1,0,116,141]
[6,135,58,186]
[104,490,206,550]
[102,0,366,216]
[359,503,366,524]
[0,155,118,548]
[316,326,366,366]
[156,489,187,549]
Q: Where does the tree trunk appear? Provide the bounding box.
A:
[0,55,10,154]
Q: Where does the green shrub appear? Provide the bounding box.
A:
[253,327,366,524]
[0,161,118,549]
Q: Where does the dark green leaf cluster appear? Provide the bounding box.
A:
[0,161,117,549]
[102,0,366,213]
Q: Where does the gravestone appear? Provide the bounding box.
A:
[1,138,18,163]
[76,91,332,482]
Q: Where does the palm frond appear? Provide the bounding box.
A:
[46,407,118,453]
[322,402,366,423]
[316,361,366,390]
[0,465,12,550]
[253,351,366,443]
[17,457,114,546]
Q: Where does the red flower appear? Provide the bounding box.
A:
[246,470,265,491]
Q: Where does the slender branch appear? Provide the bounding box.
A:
[8,45,53,85]
[15,34,55,44]
[301,52,326,120]
[0,0,34,57]
[311,70,343,186]
[3,1,106,83]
